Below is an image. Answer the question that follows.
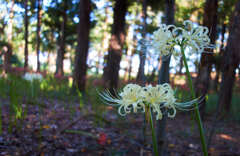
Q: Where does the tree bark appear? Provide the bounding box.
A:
[195,0,218,118]
[218,1,240,113]
[178,56,183,74]
[3,44,12,73]
[36,0,42,71]
[213,24,226,91]
[73,0,91,92]
[136,0,147,85]
[24,0,29,69]
[5,0,14,72]
[102,0,128,90]
[55,1,67,76]
[156,0,175,155]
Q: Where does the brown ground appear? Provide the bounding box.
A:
[0,98,239,156]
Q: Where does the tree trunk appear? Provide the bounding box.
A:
[5,0,14,72]
[213,24,226,91]
[55,1,67,76]
[96,7,110,75]
[24,0,29,69]
[218,1,240,113]
[73,0,91,92]
[102,0,128,90]
[136,0,147,85]
[3,44,12,73]
[195,0,218,118]
[156,0,175,155]
[178,56,183,74]
[36,0,42,71]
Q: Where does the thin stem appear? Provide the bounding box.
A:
[0,104,2,134]
[149,109,158,156]
[31,81,34,98]
[180,46,208,156]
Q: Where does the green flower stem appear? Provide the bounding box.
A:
[0,104,2,134]
[149,109,158,156]
[180,46,208,156]
[31,81,34,98]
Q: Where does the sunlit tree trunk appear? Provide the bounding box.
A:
[218,1,240,113]
[73,0,91,92]
[36,0,42,71]
[55,1,67,76]
[195,0,218,118]
[102,0,128,90]
[156,0,175,155]
[24,0,29,69]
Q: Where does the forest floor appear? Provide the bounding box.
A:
[0,97,239,156]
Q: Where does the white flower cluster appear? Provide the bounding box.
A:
[99,83,200,120]
[152,20,212,56]
[23,72,43,82]
[152,24,176,56]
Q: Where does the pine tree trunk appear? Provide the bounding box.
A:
[218,1,240,113]
[36,0,42,71]
[55,1,67,76]
[178,56,183,74]
[213,24,226,91]
[136,0,147,85]
[156,0,175,155]
[4,44,12,73]
[195,0,218,118]
[102,0,128,90]
[5,0,14,72]
[73,0,91,92]
[24,0,29,69]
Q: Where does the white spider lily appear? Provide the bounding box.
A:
[99,84,145,116]
[140,84,176,120]
[152,20,213,57]
[23,72,43,82]
[152,24,176,56]
[182,20,211,54]
[99,83,203,120]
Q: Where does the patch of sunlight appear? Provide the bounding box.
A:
[217,134,237,142]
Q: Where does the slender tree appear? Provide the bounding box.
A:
[55,0,67,76]
[102,0,128,90]
[73,0,91,92]
[24,0,29,69]
[156,0,175,155]
[136,0,147,84]
[218,0,240,112]
[4,0,14,72]
[36,0,42,71]
[195,0,218,117]
[213,24,226,91]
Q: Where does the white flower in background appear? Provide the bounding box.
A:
[152,20,213,57]
[182,20,211,54]
[23,72,43,82]
[99,83,201,120]
[152,24,176,56]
